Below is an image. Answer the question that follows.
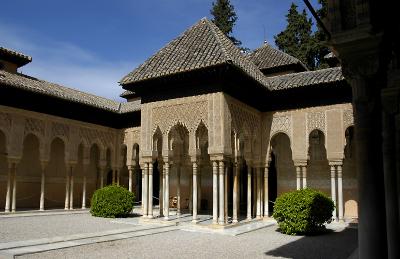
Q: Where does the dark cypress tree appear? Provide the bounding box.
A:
[314,0,330,69]
[274,3,315,69]
[210,0,242,46]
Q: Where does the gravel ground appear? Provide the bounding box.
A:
[18,225,358,259]
[0,213,135,242]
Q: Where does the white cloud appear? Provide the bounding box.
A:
[0,23,138,101]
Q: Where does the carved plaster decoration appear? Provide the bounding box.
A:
[343,109,354,129]
[152,100,208,134]
[270,114,292,138]
[0,111,12,133]
[307,111,326,134]
[227,99,260,138]
[79,127,114,148]
[51,122,70,140]
[24,117,45,137]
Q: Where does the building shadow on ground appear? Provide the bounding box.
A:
[265,227,358,259]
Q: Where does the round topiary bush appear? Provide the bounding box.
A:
[272,188,334,235]
[90,185,134,218]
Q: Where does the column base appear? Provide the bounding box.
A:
[232,219,238,224]
[247,216,252,220]
[40,208,44,211]
[147,215,154,219]
[164,216,169,220]
[191,219,199,224]
[82,206,86,209]
[5,209,10,213]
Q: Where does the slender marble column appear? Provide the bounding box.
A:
[5,163,12,212]
[82,176,87,209]
[177,166,181,216]
[141,169,145,210]
[100,167,104,188]
[232,162,239,223]
[64,167,70,210]
[148,162,153,218]
[192,162,198,222]
[143,163,148,217]
[224,164,228,223]
[159,164,163,218]
[212,161,218,224]
[189,169,193,212]
[198,170,202,211]
[219,161,225,224]
[330,165,337,219]
[117,170,120,186]
[337,164,344,221]
[40,164,46,211]
[296,166,301,190]
[112,169,116,184]
[247,165,252,220]
[256,167,261,218]
[252,170,256,217]
[69,174,74,209]
[264,167,269,217]
[302,166,307,188]
[164,162,170,219]
[11,164,17,213]
[128,167,133,192]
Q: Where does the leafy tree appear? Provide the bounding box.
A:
[274,2,330,70]
[210,0,242,46]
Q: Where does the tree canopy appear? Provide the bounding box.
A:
[274,1,330,70]
[210,0,242,46]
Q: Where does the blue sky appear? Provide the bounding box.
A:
[0,0,320,101]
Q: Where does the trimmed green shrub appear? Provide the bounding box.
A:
[90,185,134,218]
[272,188,334,235]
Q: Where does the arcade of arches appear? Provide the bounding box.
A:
[0,93,357,224]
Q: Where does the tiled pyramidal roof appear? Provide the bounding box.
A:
[266,67,344,90]
[120,18,271,89]
[0,70,140,113]
[248,43,307,71]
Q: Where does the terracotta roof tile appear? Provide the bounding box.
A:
[248,43,307,71]
[0,70,140,113]
[267,67,345,90]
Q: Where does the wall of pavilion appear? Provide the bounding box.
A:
[137,92,357,222]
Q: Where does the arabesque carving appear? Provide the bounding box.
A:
[152,100,208,134]
[24,118,45,137]
[307,111,326,134]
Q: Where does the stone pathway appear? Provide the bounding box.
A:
[0,210,358,259]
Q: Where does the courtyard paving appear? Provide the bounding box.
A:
[0,211,358,259]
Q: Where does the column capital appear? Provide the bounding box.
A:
[209,154,230,162]
[7,157,20,166]
[68,161,78,167]
[293,160,307,167]
[328,160,343,166]
[40,160,49,170]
